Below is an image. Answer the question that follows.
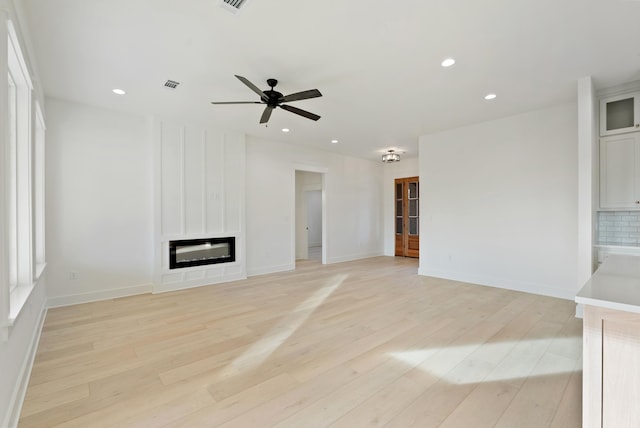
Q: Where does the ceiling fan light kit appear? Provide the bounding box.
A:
[382,150,400,163]
[211,75,322,124]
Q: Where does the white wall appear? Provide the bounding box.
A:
[247,137,384,276]
[382,158,419,256]
[307,190,322,247]
[577,77,598,287]
[419,102,579,299]
[45,98,153,306]
[153,120,246,292]
[0,281,46,428]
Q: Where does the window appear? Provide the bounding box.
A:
[3,20,42,325]
[34,103,46,277]
[7,70,17,294]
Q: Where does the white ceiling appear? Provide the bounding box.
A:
[23,0,640,161]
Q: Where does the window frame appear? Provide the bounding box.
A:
[3,19,41,327]
[33,101,46,280]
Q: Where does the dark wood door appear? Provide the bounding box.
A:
[395,177,419,258]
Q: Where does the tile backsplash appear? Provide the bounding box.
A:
[598,211,640,246]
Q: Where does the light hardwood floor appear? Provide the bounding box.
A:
[19,257,582,427]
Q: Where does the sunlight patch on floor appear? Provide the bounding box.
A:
[389,336,582,385]
[219,274,348,378]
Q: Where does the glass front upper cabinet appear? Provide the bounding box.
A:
[600,92,640,136]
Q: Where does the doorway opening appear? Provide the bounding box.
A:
[295,170,326,265]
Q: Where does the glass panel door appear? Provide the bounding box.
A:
[394,177,419,258]
[395,182,403,235]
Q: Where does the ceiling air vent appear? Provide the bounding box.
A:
[164,80,180,89]
[220,0,249,13]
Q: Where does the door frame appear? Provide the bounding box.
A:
[395,176,420,258]
[292,165,328,266]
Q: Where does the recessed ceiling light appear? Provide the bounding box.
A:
[112,88,126,95]
[484,93,497,100]
[331,139,339,144]
[282,128,290,133]
[441,58,456,67]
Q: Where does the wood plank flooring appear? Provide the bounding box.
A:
[19,257,582,427]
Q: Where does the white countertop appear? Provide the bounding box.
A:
[576,254,640,314]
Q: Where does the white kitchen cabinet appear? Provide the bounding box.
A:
[600,134,640,209]
[576,255,640,427]
[600,91,640,136]
[582,305,640,427]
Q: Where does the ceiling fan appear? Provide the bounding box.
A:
[211,75,322,124]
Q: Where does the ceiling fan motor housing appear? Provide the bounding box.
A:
[264,79,282,107]
[264,90,283,107]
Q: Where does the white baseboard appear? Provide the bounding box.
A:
[153,273,247,294]
[247,253,385,277]
[326,251,384,264]
[418,267,576,301]
[247,263,295,277]
[47,283,153,308]
[4,299,47,428]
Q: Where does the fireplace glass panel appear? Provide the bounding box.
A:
[169,237,235,269]
[175,243,229,263]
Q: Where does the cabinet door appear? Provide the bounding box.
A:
[600,135,640,209]
[600,92,640,136]
[602,314,640,427]
[583,306,640,428]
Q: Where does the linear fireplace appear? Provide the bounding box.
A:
[169,237,235,269]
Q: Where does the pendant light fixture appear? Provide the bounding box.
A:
[382,150,400,163]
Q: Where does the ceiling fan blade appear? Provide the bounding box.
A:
[235,75,268,101]
[211,101,263,104]
[279,89,323,103]
[280,104,321,121]
[260,106,275,124]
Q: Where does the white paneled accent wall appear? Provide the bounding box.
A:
[154,120,246,292]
